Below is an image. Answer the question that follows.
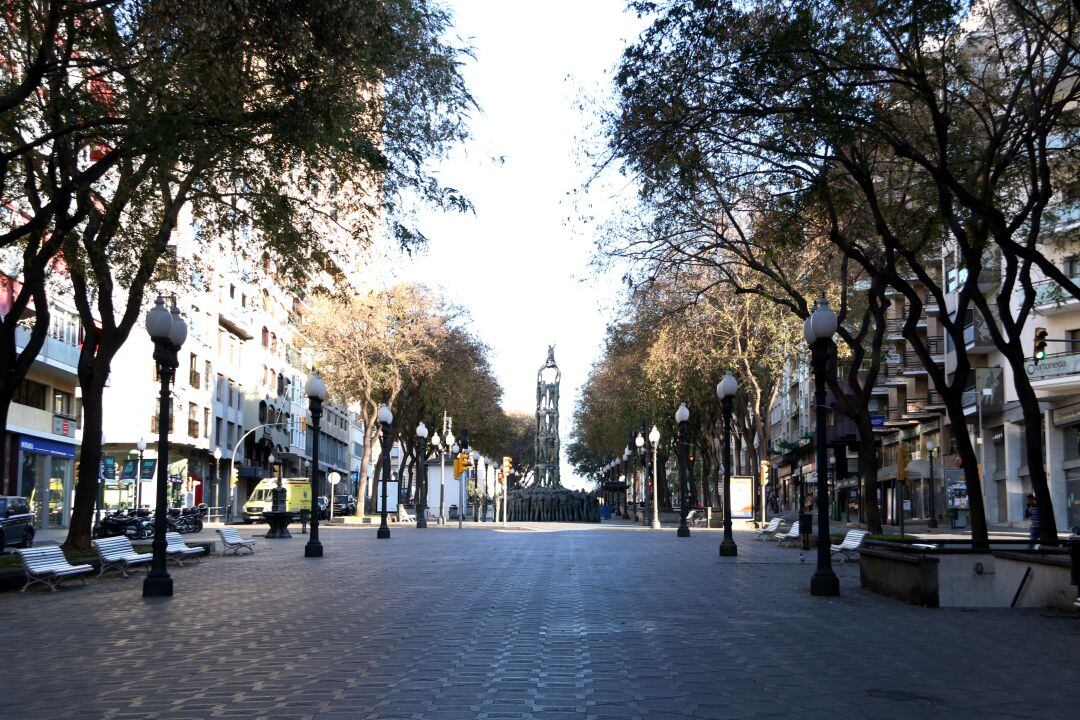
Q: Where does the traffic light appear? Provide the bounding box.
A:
[1034,327,1048,365]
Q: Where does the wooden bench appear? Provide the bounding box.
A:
[831,529,870,562]
[775,521,801,547]
[755,517,783,540]
[15,546,94,592]
[165,532,205,566]
[93,536,152,578]
[217,527,256,555]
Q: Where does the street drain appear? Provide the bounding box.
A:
[866,689,941,704]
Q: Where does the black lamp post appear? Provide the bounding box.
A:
[304,373,328,557]
[143,296,186,598]
[376,403,394,539]
[926,439,938,529]
[648,426,661,529]
[717,371,738,557]
[416,421,428,528]
[804,297,840,596]
[676,402,691,538]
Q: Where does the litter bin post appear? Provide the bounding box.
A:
[299,508,309,534]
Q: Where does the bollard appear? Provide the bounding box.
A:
[800,512,812,551]
[300,508,309,535]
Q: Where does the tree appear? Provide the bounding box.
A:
[31,1,474,551]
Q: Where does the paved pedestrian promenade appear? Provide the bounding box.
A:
[2,524,1076,719]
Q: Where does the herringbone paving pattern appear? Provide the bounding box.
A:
[2,524,1076,719]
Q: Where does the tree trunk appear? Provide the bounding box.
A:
[853,411,883,534]
[997,339,1060,543]
[62,363,110,552]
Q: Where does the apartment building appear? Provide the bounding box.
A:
[1,279,82,528]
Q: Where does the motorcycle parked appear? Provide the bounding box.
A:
[167,504,207,534]
[93,508,154,540]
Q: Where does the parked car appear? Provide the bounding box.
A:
[0,496,35,550]
[333,494,358,516]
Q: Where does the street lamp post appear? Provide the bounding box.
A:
[416,422,428,528]
[143,296,187,598]
[926,439,938,529]
[304,373,328,557]
[804,297,840,596]
[613,457,623,516]
[717,371,738,557]
[135,437,146,509]
[676,402,691,538]
[443,429,454,525]
[212,446,221,518]
[471,451,480,522]
[649,426,661,529]
[376,403,394,540]
[623,445,632,519]
[635,431,646,526]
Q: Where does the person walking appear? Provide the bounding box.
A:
[1024,494,1039,548]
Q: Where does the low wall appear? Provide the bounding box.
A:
[994,553,1078,612]
[859,548,939,606]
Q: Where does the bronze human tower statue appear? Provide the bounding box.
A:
[534,345,561,487]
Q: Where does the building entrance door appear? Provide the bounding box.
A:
[996,478,1008,523]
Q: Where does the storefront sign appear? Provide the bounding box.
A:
[1027,353,1080,381]
[52,415,75,437]
[1052,401,1080,428]
[870,415,886,429]
[19,435,76,458]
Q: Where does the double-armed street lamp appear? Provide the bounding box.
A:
[143,296,187,598]
[717,371,738,557]
[804,296,840,596]
[211,446,221,515]
[926,439,938,529]
[304,373,328,557]
[649,426,661,529]
[376,403,394,540]
[675,402,691,538]
[416,422,429,528]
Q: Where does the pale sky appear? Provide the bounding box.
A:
[392,1,644,489]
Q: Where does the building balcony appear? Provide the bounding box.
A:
[218,301,254,340]
[946,257,1001,295]
[962,367,1005,414]
[14,325,80,376]
[1033,276,1080,316]
[881,361,907,385]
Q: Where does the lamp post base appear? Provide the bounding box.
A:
[304,541,323,557]
[927,517,938,529]
[719,539,738,557]
[376,526,390,539]
[677,525,690,538]
[810,571,840,596]
[143,572,173,597]
[650,519,661,530]
[417,514,427,528]
[437,515,446,526]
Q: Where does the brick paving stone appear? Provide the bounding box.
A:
[2,524,1078,719]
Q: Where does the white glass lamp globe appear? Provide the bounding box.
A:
[675,403,690,424]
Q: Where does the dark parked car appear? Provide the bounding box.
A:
[333,494,358,516]
[0,496,35,550]
[317,496,330,520]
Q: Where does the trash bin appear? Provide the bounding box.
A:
[799,512,812,550]
[449,504,459,520]
[299,508,310,534]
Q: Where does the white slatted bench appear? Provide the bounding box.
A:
[831,529,870,562]
[755,517,783,540]
[165,532,204,566]
[217,527,256,555]
[16,546,93,592]
[93,536,152,578]
[775,521,801,547]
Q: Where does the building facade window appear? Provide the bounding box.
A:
[13,378,47,409]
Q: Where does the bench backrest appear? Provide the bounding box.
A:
[782,521,800,537]
[93,536,137,558]
[218,527,244,542]
[164,532,188,546]
[17,546,70,570]
[840,529,869,548]
[766,517,782,530]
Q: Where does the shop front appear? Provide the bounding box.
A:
[17,435,76,528]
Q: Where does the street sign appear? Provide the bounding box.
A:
[328,471,341,485]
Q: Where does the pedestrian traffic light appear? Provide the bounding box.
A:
[1034,327,1048,365]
